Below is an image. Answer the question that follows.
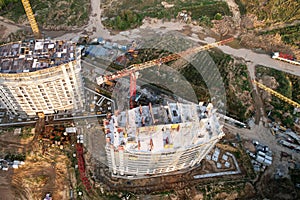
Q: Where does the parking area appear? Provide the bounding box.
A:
[84,87,114,115]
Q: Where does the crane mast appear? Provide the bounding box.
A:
[21,0,41,39]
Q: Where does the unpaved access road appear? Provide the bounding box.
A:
[217,44,300,77]
[66,0,300,78]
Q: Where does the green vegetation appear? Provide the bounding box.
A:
[6,127,16,132]
[214,13,223,20]
[25,175,48,185]
[180,63,210,101]
[53,135,61,141]
[261,24,300,46]
[234,151,241,159]
[0,0,17,9]
[208,50,253,121]
[197,181,250,200]
[234,0,246,15]
[0,0,90,27]
[104,10,143,31]
[238,0,300,49]
[180,50,253,121]
[240,0,300,23]
[239,146,256,179]
[199,16,213,27]
[4,153,26,161]
[102,0,231,30]
[256,66,300,127]
[20,127,34,139]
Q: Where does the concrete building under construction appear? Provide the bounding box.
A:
[0,39,84,117]
[103,102,225,178]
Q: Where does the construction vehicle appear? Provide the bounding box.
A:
[272,52,300,66]
[21,0,41,39]
[270,128,276,136]
[278,139,300,152]
[253,80,300,109]
[96,37,234,109]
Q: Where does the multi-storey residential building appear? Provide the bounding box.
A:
[103,102,225,178]
[0,39,84,117]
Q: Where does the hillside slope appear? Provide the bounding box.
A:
[0,0,90,29]
[239,0,300,23]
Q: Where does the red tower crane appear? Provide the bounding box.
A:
[96,37,234,109]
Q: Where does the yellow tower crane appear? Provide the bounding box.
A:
[21,0,41,39]
[253,80,300,109]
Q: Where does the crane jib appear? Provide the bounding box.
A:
[101,37,234,82]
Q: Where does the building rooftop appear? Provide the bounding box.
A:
[104,102,224,153]
[0,39,76,73]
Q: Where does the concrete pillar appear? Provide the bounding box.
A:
[119,149,125,175]
[110,146,117,174]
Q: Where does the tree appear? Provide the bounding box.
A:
[214,13,222,20]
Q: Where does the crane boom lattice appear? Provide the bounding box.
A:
[21,0,41,39]
[96,37,234,85]
[253,80,300,108]
[96,37,234,109]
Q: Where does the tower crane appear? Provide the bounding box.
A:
[21,0,41,39]
[253,80,300,109]
[96,37,234,109]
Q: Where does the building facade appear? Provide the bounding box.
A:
[103,102,225,178]
[0,39,84,117]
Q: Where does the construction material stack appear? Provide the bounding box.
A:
[76,143,92,191]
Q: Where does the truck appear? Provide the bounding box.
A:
[278,140,300,151]
[272,52,300,66]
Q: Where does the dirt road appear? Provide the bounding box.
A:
[85,0,110,38]
[217,44,300,77]
[42,1,300,81]
[0,17,23,41]
[82,1,300,78]
[1,0,298,80]
[225,0,241,29]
